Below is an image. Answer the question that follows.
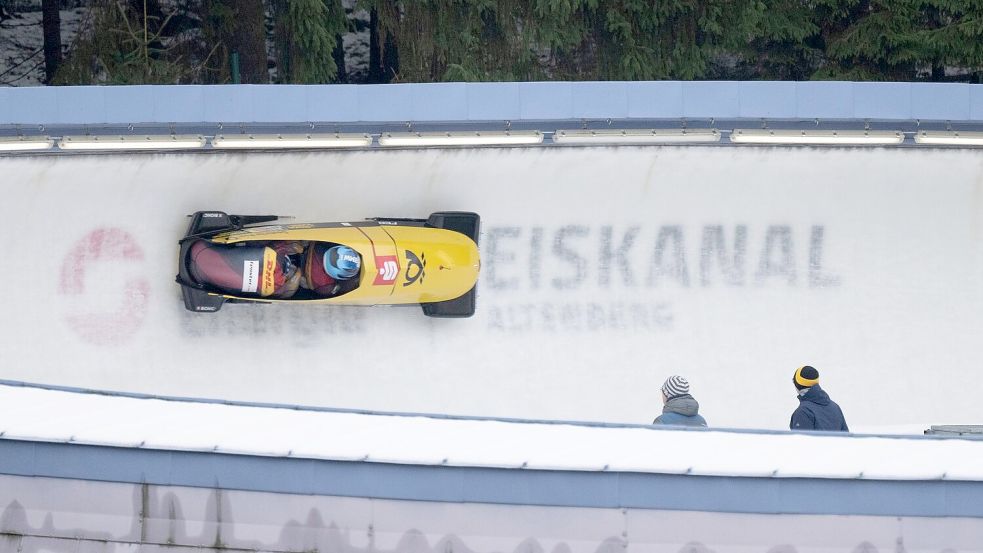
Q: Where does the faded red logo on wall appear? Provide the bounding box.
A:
[58,228,150,346]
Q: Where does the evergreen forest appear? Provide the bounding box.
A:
[12,0,983,85]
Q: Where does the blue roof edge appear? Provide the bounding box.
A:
[2,81,982,125]
[2,439,982,517]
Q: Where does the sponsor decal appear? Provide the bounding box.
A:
[339,252,360,266]
[238,225,285,234]
[202,213,223,218]
[225,226,286,241]
[242,260,260,293]
[261,247,277,296]
[373,255,399,285]
[403,250,426,286]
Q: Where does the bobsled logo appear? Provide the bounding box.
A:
[261,252,277,296]
[242,260,259,293]
[403,250,426,286]
[373,255,399,285]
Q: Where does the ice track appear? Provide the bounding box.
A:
[0,145,980,430]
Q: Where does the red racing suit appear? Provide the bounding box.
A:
[188,240,304,298]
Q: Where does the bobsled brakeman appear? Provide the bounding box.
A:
[176,211,480,317]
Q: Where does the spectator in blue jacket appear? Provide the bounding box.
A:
[790,365,849,432]
[653,376,708,427]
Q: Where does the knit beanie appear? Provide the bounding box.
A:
[793,365,820,390]
[661,375,690,399]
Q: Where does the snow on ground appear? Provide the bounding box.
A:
[0,6,88,86]
[340,0,369,81]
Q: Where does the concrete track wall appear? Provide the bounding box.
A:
[0,145,980,430]
[2,474,982,553]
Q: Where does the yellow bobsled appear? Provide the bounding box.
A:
[176,211,480,317]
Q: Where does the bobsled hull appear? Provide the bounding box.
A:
[176,211,480,317]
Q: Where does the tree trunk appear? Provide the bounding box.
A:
[333,34,347,83]
[368,7,382,83]
[270,0,290,82]
[382,27,398,82]
[368,8,397,83]
[221,0,267,83]
[41,0,61,84]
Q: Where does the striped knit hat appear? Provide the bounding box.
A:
[793,365,820,390]
[661,375,690,399]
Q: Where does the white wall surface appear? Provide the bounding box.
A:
[0,145,980,430]
[2,475,982,553]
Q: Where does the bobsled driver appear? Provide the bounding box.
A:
[189,240,360,299]
[302,243,361,296]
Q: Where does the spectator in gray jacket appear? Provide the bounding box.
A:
[653,375,708,427]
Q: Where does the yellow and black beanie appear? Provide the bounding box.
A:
[793,365,820,390]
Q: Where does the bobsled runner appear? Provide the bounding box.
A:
[176,211,480,317]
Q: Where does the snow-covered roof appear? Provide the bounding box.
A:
[2,381,982,482]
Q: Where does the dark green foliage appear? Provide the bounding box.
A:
[359,0,542,82]
[357,0,983,83]
[44,0,983,84]
[214,0,267,83]
[273,0,348,83]
[588,0,765,80]
[810,0,983,81]
[815,0,928,81]
[360,0,768,81]
[725,0,821,80]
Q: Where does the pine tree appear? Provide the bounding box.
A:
[215,0,267,83]
[364,0,539,82]
[726,0,821,80]
[813,0,928,80]
[274,0,348,83]
[918,0,983,82]
[586,0,764,80]
[802,0,979,81]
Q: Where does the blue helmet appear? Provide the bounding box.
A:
[323,245,361,280]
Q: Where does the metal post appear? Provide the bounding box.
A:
[230,52,241,84]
